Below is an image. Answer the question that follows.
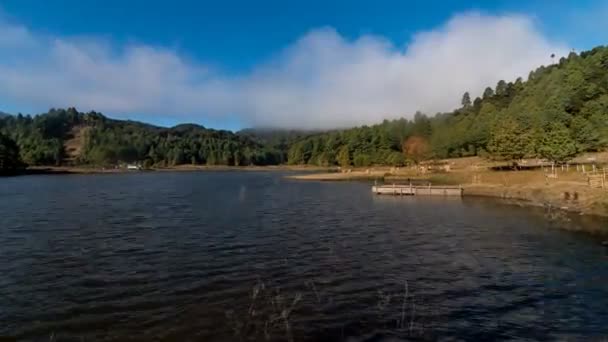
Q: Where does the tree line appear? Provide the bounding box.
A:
[1,46,608,169]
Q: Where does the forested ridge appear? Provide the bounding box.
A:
[0,109,287,167]
[1,46,608,169]
[290,47,608,167]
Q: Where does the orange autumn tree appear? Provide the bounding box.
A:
[402,136,430,164]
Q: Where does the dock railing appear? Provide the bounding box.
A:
[372,182,463,196]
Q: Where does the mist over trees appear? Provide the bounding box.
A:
[288,46,608,166]
[1,46,608,168]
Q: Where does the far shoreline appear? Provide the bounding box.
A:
[2,164,337,176]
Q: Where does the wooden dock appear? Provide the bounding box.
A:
[372,184,463,196]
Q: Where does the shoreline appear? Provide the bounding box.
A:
[4,164,337,176]
[287,169,608,224]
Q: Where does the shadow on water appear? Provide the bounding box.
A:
[1,172,608,341]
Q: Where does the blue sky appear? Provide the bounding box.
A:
[0,0,606,130]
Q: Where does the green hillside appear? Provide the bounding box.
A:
[289,46,608,166]
[0,108,282,167]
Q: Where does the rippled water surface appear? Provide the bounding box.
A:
[2,171,608,341]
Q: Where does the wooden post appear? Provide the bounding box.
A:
[577,164,580,172]
[583,164,586,173]
[409,181,412,195]
[428,182,431,195]
[593,164,597,173]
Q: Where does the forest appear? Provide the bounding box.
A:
[1,45,607,169]
[0,109,287,167]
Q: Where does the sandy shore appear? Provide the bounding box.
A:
[286,170,388,181]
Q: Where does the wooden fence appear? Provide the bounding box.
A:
[588,168,607,189]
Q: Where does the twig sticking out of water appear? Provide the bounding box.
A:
[376,290,392,313]
[400,280,409,329]
[249,280,265,316]
[280,293,302,342]
[306,280,321,304]
[410,302,416,334]
[226,279,305,342]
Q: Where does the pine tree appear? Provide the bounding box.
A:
[0,133,23,172]
[483,87,495,99]
[570,116,600,151]
[495,80,507,96]
[537,122,578,164]
[487,117,532,162]
[461,92,472,108]
[336,146,350,168]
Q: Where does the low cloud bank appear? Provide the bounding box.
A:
[0,12,566,128]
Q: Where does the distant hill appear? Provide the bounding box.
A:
[0,111,10,118]
[0,108,283,167]
[171,123,207,132]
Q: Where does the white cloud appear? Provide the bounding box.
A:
[0,12,567,129]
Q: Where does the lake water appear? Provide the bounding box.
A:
[2,171,608,341]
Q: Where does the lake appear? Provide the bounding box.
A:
[1,171,608,341]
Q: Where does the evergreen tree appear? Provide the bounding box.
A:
[336,146,351,167]
[483,87,495,99]
[495,80,507,95]
[0,133,23,172]
[487,117,532,162]
[538,122,578,164]
[461,92,472,108]
[570,116,601,151]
